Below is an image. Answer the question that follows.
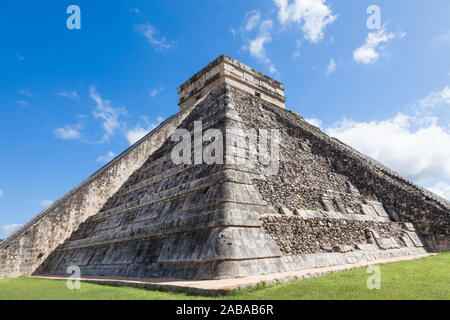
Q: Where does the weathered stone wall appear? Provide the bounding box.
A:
[262,215,412,255]
[178,55,285,110]
[230,86,449,252]
[0,102,197,279]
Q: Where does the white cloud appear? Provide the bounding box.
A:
[39,200,54,208]
[150,86,164,97]
[56,91,79,100]
[292,39,302,59]
[324,84,450,190]
[1,224,22,238]
[274,0,337,43]
[0,189,3,198]
[305,118,322,128]
[53,88,125,143]
[326,58,336,75]
[53,125,82,140]
[244,10,261,32]
[16,100,29,107]
[353,24,398,64]
[90,87,126,142]
[418,86,450,108]
[303,86,450,200]
[96,151,116,163]
[427,182,450,201]
[135,24,176,52]
[434,30,450,42]
[234,10,277,74]
[247,19,278,74]
[326,114,450,184]
[126,126,150,145]
[126,117,163,145]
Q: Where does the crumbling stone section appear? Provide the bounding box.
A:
[262,215,409,255]
[230,87,374,215]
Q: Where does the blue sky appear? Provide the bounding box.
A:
[1,0,449,238]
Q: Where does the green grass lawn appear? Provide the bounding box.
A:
[0,253,448,300]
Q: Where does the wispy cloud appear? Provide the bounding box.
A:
[247,20,277,74]
[0,189,4,198]
[0,224,22,238]
[434,30,450,42]
[56,91,79,100]
[234,1,336,72]
[90,87,126,142]
[326,58,336,75]
[274,0,337,43]
[39,200,54,208]
[16,100,29,107]
[53,125,82,140]
[126,116,163,145]
[150,86,164,97]
[96,151,116,163]
[130,8,141,15]
[244,9,261,32]
[418,86,450,108]
[353,24,404,64]
[53,88,126,143]
[238,10,277,74]
[18,89,34,97]
[292,39,301,59]
[135,24,176,52]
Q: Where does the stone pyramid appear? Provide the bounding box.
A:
[0,55,448,280]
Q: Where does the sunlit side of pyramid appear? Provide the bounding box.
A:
[0,55,448,280]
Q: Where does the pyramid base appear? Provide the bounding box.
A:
[35,251,432,296]
[36,245,427,280]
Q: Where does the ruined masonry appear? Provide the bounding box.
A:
[0,55,448,280]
